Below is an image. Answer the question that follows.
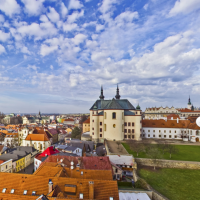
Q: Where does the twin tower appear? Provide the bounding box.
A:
[99,85,120,100]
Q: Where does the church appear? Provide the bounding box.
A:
[89,86,142,141]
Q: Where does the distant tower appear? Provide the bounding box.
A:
[188,96,192,110]
[99,86,105,100]
[38,111,42,123]
[115,84,120,100]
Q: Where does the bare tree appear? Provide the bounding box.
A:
[116,141,121,149]
[129,141,145,157]
[146,146,162,170]
[167,145,179,158]
[157,140,169,154]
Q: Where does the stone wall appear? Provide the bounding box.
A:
[135,158,200,169]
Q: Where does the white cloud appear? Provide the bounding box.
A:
[115,11,139,24]
[47,7,60,23]
[99,0,118,14]
[143,4,148,10]
[21,0,45,16]
[63,23,78,32]
[21,46,31,55]
[68,0,83,10]
[0,0,20,17]
[96,24,104,32]
[40,15,49,22]
[50,65,54,70]
[0,45,6,54]
[60,2,68,18]
[40,44,58,56]
[72,34,87,45]
[169,0,200,16]
[67,10,84,23]
[27,64,39,71]
[0,31,10,42]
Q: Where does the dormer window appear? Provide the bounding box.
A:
[32,191,36,195]
[110,197,114,200]
[2,188,6,193]
[23,190,27,195]
[79,193,83,199]
[11,189,15,194]
[81,171,83,175]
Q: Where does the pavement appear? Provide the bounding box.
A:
[106,140,128,154]
[18,163,34,174]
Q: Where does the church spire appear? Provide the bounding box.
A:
[99,85,105,100]
[188,96,191,105]
[115,84,120,100]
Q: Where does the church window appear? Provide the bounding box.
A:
[92,132,94,135]
[112,112,116,119]
[104,112,107,119]
[92,128,94,130]
[159,135,161,137]
[128,122,131,126]
[113,124,116,128]
[132,122,134,126]
[104,124,106,131]
[164,135,166,138]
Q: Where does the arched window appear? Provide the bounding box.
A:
[112,112,116,119]
[104,124,107,131]
[104,112,107,119]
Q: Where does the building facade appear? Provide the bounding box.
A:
[90,86,142,141]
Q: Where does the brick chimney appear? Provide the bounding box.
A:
[89,181,94,199]
[48,179,53,193]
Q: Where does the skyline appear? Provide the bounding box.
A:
[0,0,200,113]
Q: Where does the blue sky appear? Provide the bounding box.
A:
[0,0,200,113]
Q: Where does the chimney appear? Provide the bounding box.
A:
[48,179,53,193]
[177,118,179,124]
[89,181,94,199]
[78,158,81,166]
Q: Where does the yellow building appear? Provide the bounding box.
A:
[90,86,142,141]
[82,118,90,133]
[66,128,72,133]
[16,157,25,172]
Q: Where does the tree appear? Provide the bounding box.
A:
[146,146,162,170]
[79,114,88,124]
[157,140,169,154]
[129,141,145,157]
[167,145,179,158]
[71,127,82,139]
[116,141,121,149]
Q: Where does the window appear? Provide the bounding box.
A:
[92,128,94,130]
[2,188,6,193]
[132,129,134,133]
[32,191,36,195]
[124,122,127,126]
[175,135,177,138]
[169,130,171,133]
[124,129,127,133]
[143,130,144,132]
[148,134,150,137]
[128,129,131,133]
[159,130,161,133]
[148,130,150,132]
[92,132,94,135]
[153,135,155,137]
[164,135,166,138]
[112,112,116,119]
[100,122,102,126]
[104,124,106,131]
[23,190,27,195]
[104,112,107,119]
[100,128,102,132]
[169,135,171,138]
[128,122,131,126]
[164,130,166,133]
[6,165,7,169]
[153,130,155,132]
[79,193,83,199]
[128,135,130,139]
[132,122,134,126]
[132,135,134,139]
[136,112,137,114]
[159,135,161,138]
[100,134,102,137]
[10,189,14,194]
[143,134,145,137]
[113,124,116,128]
[92,111,94,114]
[92,120,94,122]
[124,135,127,138]
[174,130,176,133]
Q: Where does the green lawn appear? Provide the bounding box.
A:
[138,167,200,200]
[122,143,200,162]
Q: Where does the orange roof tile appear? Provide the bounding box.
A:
[25,134,49,141]
[83,118,90,124]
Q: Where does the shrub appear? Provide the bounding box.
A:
[135,178,149,190]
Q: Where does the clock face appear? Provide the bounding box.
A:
[196,117,200,127]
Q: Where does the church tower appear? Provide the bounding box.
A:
[115,84,120,100]
[99,86,105,100]
[187,96,192,110]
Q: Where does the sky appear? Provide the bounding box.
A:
[0,0,200,113]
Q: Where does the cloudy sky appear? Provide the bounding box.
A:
[0,0,200,113]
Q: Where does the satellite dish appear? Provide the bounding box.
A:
[196,117,200,127]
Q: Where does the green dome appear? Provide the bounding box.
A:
[136,104,141,110]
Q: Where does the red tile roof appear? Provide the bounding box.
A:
[178,108,200,113]
[40,146,60,157]
[25,134,49,141]
[83,118,90,124]
[167,114,180,120]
